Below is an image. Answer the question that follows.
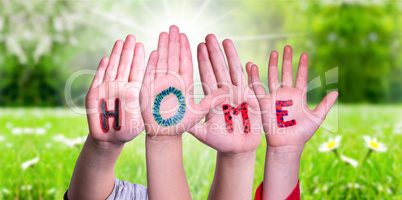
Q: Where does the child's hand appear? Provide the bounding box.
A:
[249,45,338,151]
[68,35,145,200]
[187,35,261,200]
[189,34,262,154]
[85,35,145,147]
[140,26,221,137]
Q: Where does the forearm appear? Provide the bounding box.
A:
[208,151,256,200]
[263,145,303,200]
[146,135,191,200]
[68,134,124,200]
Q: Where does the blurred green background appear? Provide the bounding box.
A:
[0,0,401,199]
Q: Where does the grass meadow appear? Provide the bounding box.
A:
[0,105,401,199]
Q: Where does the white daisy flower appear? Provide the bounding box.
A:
[23,128,34,134]
[65,136,86,147]
[363,136,387,152]
[21,157,39,170]
[0,135,4,142]
[340,155,358,168]
[319,136,342,152]
[347,183,360,189]
[48,188,56,194]
[20,185,32,191]
[35,128,46,135]
[12,127,23,135]
[53,134,66,142]
[2,188,9,194]
[54,135,86,147]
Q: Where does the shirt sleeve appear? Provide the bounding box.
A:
[63,177,148,200]
[254,180,300,200]
[107,177,148,200]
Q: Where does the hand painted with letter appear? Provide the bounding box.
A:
[86,35,145,147]
[249,45,338,149]
[140,26,222,137]
[189,35,262,154]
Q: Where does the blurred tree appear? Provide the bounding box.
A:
[389,2,402,102]
[306,1,400,103]
[0,0,100,106]
[234,1,402,103]
[1,0,401,106]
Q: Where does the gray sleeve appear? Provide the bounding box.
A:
[106,177,148,200]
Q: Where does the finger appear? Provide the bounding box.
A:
[90,57,109,89]
[129,42,145,83]
[168,25,180,74]
[245,62,253,89]
[104,40,124,82]
[179,33,193,85]
[143,51,159,86]
[313,91,339,119]
[156,32,169,78]
[281,45,293,87]
[250,65,267,96]
[222,39,246,86]
[116,35,136,81]
[197,43,217,95]
[295,53,309,90]
[205,34,231,85]
[268,51,279,93]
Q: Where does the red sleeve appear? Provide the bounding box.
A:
[254,180,300,200]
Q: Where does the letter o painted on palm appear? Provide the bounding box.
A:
[152,87,186,126]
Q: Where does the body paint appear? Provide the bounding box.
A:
[222,102,250,134]
[99,98,121,133]
[276,100,297,128]
[152,87,186,126]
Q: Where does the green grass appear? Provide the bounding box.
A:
[0,105,401,199]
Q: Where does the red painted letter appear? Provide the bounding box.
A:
[222,102,250,134]
[276,100,296,128]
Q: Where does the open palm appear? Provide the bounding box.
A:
[189,35,262,154]
[140,26,221,137]
[249,45,338,148]
[86,35,145,146]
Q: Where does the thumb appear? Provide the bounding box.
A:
[313,91,339,119]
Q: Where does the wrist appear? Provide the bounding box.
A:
[266,145,303,165]
[263,146,302,199]
[218,150,256,162]
[87,134,125,153]
[210,150,256,200]
[267,145,304,155]
[146,134,182,142]
[145,134,182,154]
